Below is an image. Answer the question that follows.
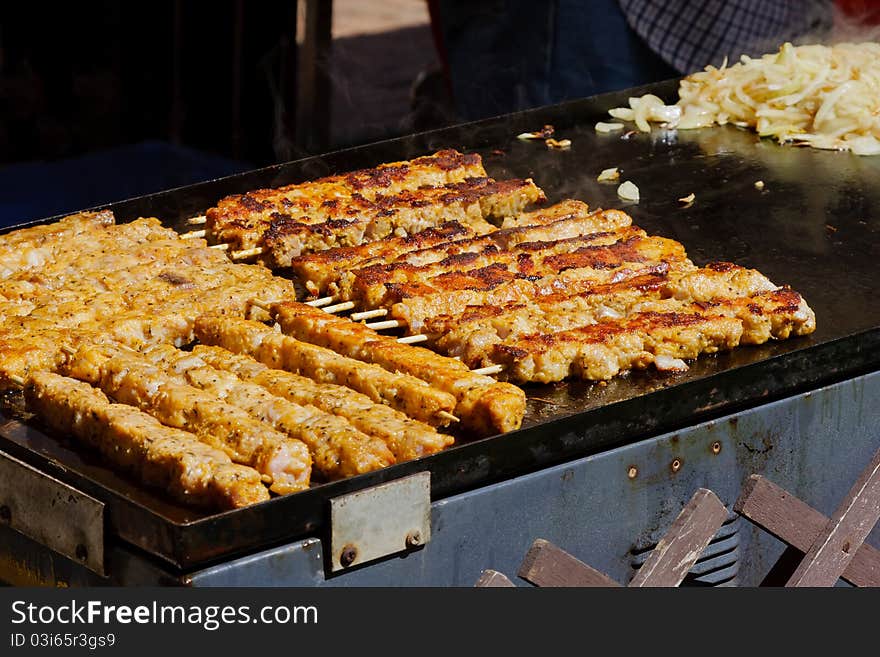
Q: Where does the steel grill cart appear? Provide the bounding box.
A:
[1,80,879,586]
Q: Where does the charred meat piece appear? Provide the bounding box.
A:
[425,264,778,367]
[258,177,544,267]
[491,288,815,383]
[206,149,488,250]
[340,225,648,308]
[289,222,478,296]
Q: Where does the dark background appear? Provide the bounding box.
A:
[0,1,447,226]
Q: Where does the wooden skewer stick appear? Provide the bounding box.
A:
[438,411,460,423]
[364,319,402,331]
[7,374,26,387]
[397,334,429,344]
[187,215,207,225]
[210,243,230,251]
[350,308,388,321]
[231,246,264,260]
[472,364,505,376]
[180,229,206,239]
[247,298,504,375]
[305,297,335,307]
[323,301,356,314]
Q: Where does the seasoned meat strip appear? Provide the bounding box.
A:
[0,210,114,250]
[61,343,312,494]
[492,208,633,248]
[495,312,745,383]
[270,301,527,435]
[492,289,815,383]
[289,222,478,296]
[0,217,176,280]
[206,149,488,250]
[193,315,458,426]
[24,372,269,509]
[193,346,452,461]
[425,264,778,366]
[140,344,395,479]
[386,234,692,331]
[499,199,592,228]
[342,226,647,307]
[258,177,543,267]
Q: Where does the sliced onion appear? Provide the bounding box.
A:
[654,354,689,372]
[595,122,624,133]
[597,167,620,182]
[617,180,640,201]
[606,43,880,155]
[608,107,635,121]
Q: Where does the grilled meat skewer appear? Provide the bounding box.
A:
[289,222,479,296]
[269,301,527,435]
[0,217,177,280]
[386,235,693,332]
[341,226,649,308]
[193,315,458,426]
[206,149,489,251]
[425,264,779,366]
[192,346,453,461]
[0,210,114,251]
[24,372,270,509]
[61,343,312,494]
[258,177,544,267]
[493,288,816,383]
[140,344,395,479]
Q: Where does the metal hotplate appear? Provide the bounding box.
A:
[3,79,880,570]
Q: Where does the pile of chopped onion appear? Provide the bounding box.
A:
[606,42,880,155]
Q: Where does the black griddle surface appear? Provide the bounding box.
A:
[3,79,879,570]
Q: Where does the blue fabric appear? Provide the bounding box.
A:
[619,0,833,74]
[0,141,250,228]
[437,0,832,121]
[438,0,677,120]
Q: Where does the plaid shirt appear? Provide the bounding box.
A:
[618,0,832,73]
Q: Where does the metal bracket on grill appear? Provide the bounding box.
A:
[329,471,431,572]
[0,448,105,576]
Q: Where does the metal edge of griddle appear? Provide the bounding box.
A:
[1,327,878,572]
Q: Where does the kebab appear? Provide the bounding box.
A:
[21,371,269,509]
[239,177,545,267]
[203,149,489,249]
[289,221,479,296]
[363,236,693,334]
[288,200,617,303]
[139,344,396,480]
[60,342,313,494]
[424,264,779,366]
[261,301,527,435]
[193,315,460,426]
[192,345,453,461]
[340,226,650,310]
[0,216,179,280]
[0,210,113,249]
[492,288,816,384]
